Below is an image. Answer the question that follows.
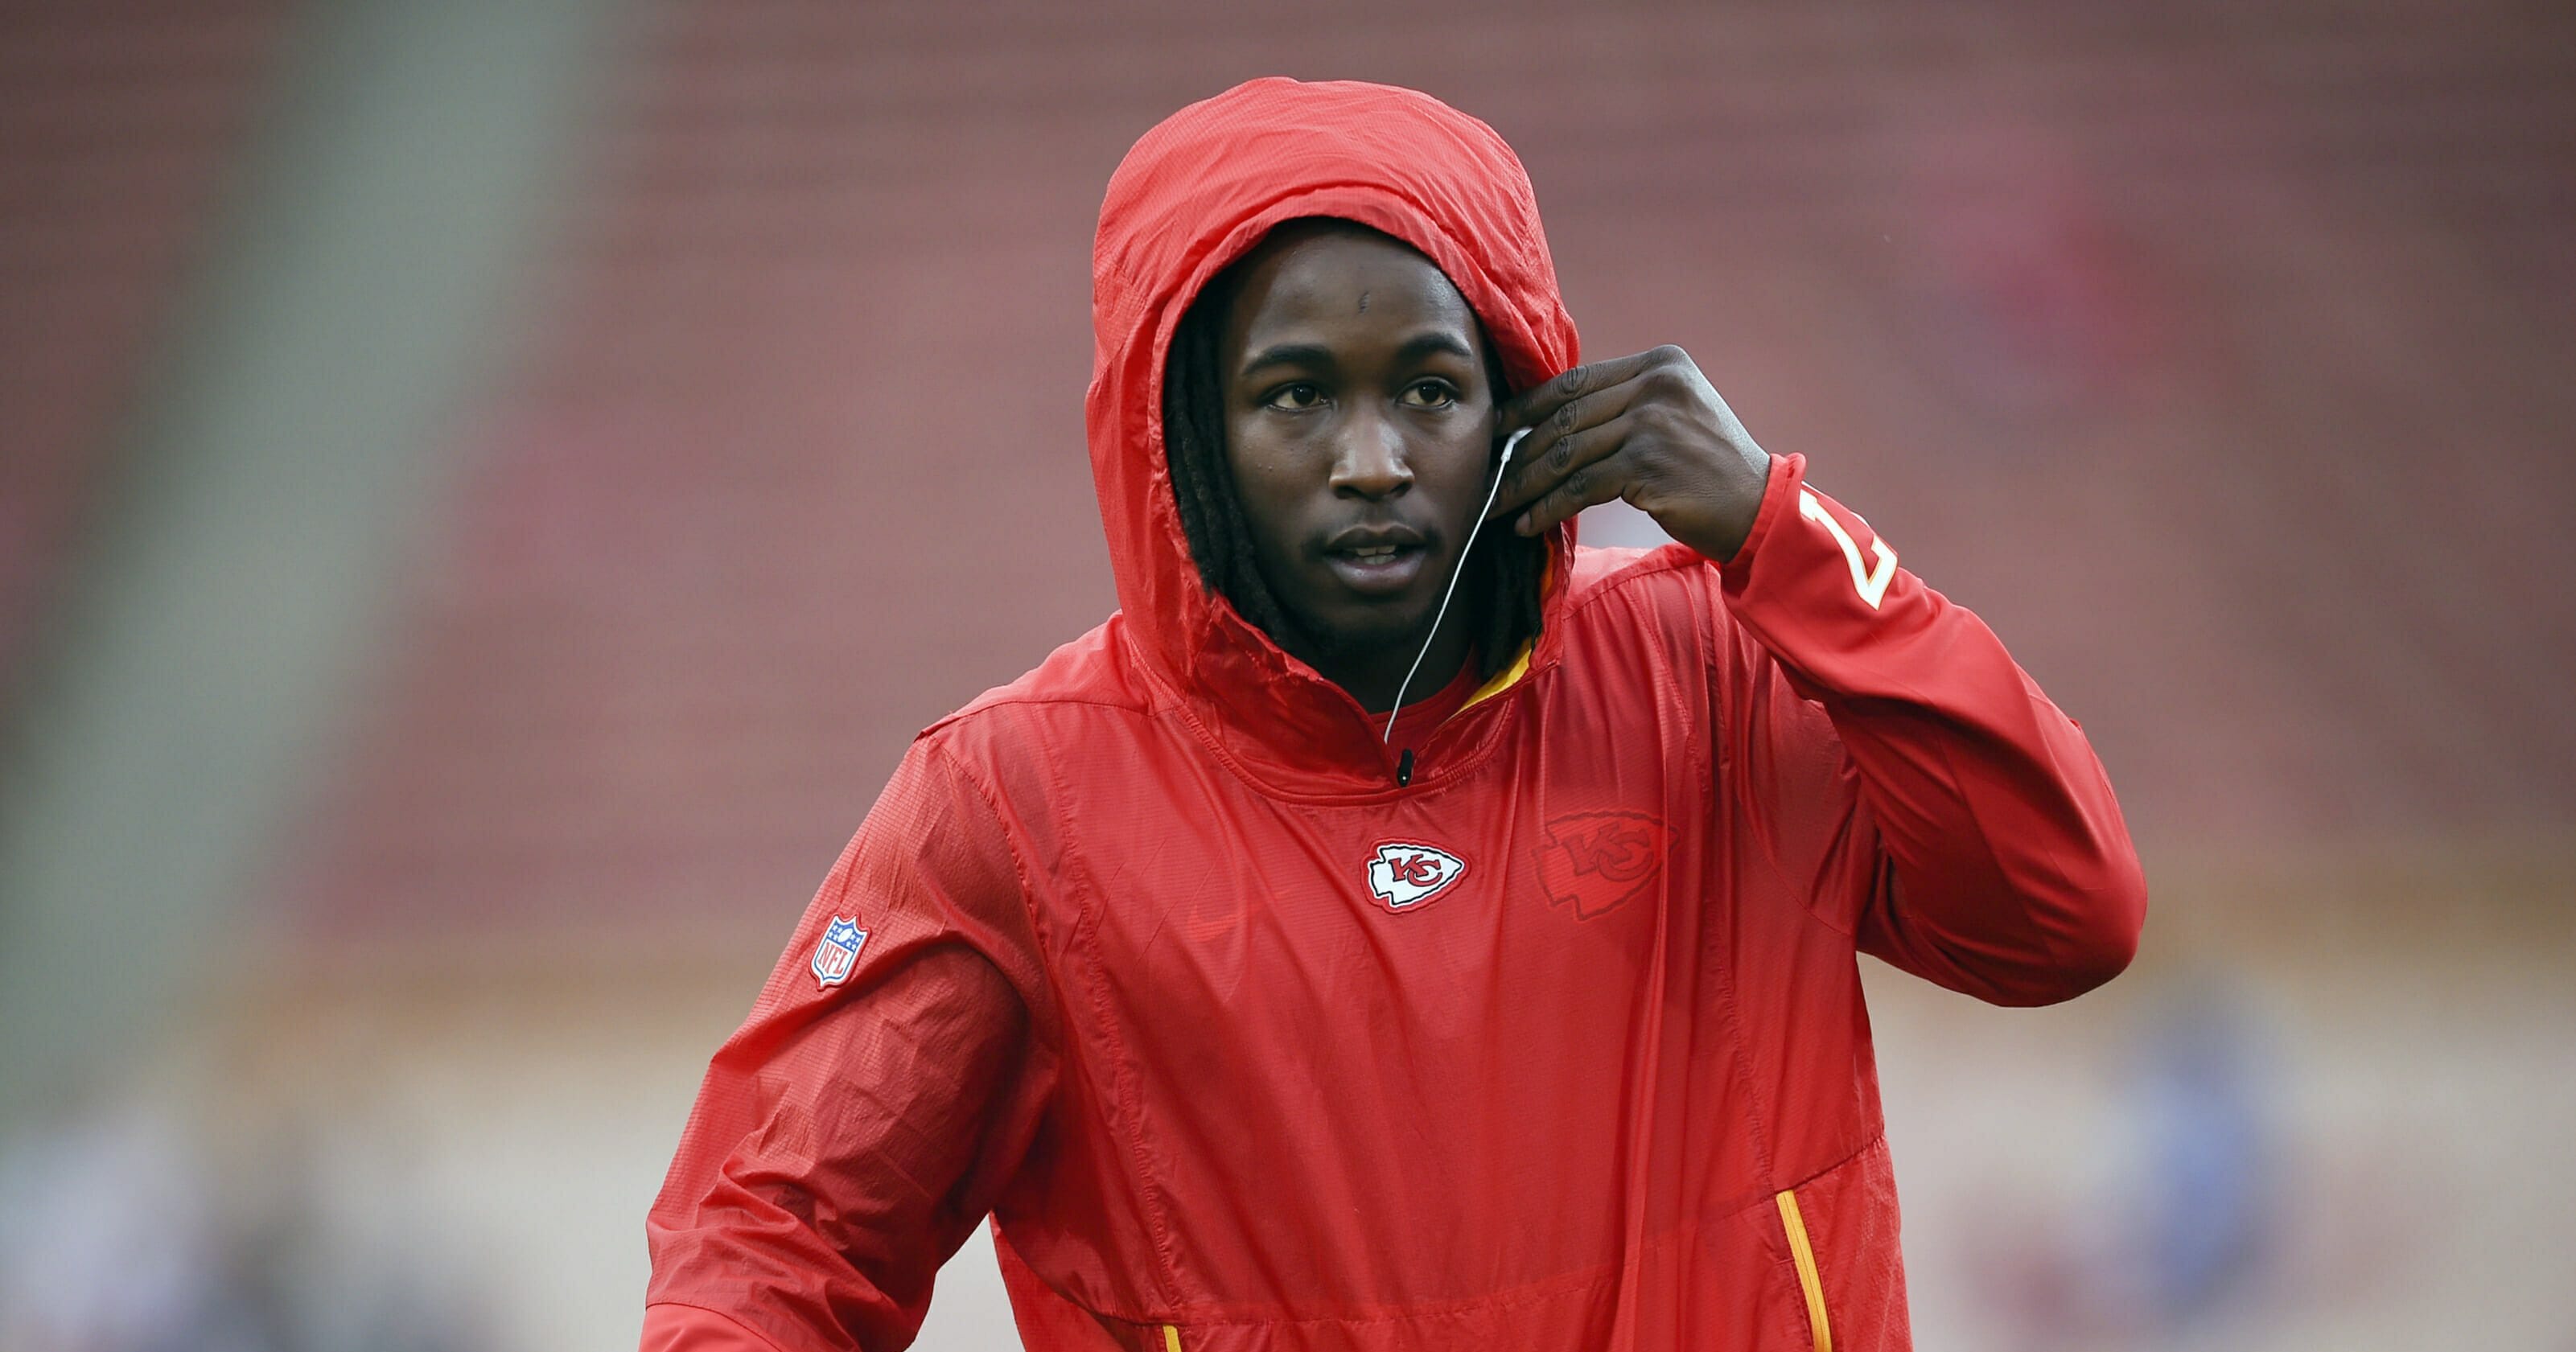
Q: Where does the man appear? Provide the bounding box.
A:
[644,77,2144,1351]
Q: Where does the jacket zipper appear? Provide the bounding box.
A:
[1776,1188,1833,1352]
[1388,639,1536,789]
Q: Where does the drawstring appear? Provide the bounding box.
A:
[1381,429,1527,754]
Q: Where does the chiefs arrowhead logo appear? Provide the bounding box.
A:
[1365,841,1467,913]
[1537,812,1669,919]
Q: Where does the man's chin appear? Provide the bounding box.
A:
[1301,602,1439,667]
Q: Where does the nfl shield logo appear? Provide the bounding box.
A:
[811,915,867,989]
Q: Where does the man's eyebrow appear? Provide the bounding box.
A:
[1238,332,1479,378]
[1239,342,1335,376]
[1394,331,1477,364]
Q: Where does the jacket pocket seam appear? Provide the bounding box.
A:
[1776,1129,1887,1195]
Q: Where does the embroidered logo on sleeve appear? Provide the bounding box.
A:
[1366,842,1467,913]
[811,915,869,989]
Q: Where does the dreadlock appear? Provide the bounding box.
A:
[1162,232,1546,684]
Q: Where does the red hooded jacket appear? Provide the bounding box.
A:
[644,77,2145,1352]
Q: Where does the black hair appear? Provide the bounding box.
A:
[1162,236,1547,683]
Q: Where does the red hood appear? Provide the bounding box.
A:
[1088,77,1582,791]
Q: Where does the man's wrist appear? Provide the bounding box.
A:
[1694,447,1788,566]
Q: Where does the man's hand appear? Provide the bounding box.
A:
[1491,346,1774,563]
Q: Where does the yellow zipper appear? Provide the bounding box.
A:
[1161,1324,1182,1352]
[1775,1188,1833,1352]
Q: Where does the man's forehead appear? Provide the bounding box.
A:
[1225,228,1477,350]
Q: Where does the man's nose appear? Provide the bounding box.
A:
[1329,409,1412,499]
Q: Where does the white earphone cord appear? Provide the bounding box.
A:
[1382,429,1528,746]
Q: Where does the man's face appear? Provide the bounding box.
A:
[1217,226,1500,668]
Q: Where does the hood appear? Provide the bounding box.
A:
[1088,76,1582,791]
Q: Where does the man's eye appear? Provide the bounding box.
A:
[1402,380,1459,408]
[1265,384,1323,410]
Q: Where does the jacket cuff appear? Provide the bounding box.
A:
[1713,451,1805,573]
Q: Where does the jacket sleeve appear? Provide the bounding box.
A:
[642,737,1056,1350]
[1710,452,2146,1005]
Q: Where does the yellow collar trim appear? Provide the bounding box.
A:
[1461,642,1533,713]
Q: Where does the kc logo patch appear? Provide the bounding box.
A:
[811,915,868,989]
[1365,842,1467,913]
[1537,812,1669,919]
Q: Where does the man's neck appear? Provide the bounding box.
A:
[1307,622,1475,716]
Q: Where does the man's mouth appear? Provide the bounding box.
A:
[1323,538,1431,596]
[1316,519,1438,597]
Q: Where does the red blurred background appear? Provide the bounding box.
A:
[3,2,2570,1348]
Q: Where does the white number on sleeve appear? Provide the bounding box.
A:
[1798,488,1897,610]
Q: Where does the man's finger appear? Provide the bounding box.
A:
[1493,412,1636,520]
[1499,382,1637,506]
[1499,349,1662,434]
[1514,448,1636,537]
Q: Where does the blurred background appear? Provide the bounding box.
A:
[2,0,2570,1348]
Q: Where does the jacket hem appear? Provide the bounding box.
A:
[640,1301,798,1352]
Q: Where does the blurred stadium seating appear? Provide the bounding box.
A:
[2,2,2570,1349]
